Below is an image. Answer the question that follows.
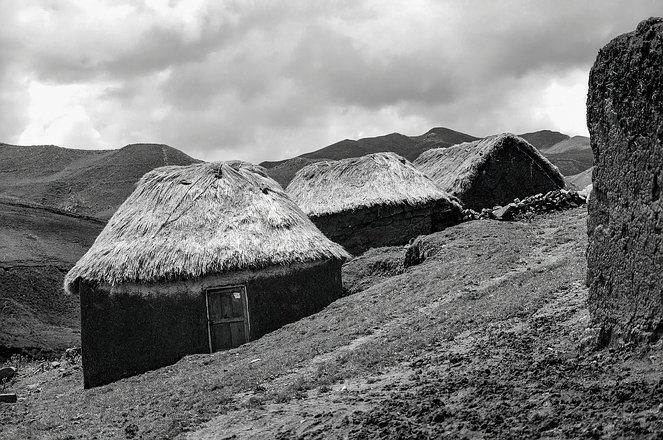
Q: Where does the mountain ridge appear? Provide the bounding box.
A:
[0,142,201,220]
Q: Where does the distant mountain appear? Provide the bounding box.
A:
[0,143,201,220]
[519,130,570,151]
[260,127,479,187]
[263,157,324,188]
[540,135,590,154]
[538,136,593,176]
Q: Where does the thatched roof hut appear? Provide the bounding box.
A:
[414,133,565,210]
[286,152,462,254]
[65,161,347,292]
[66,161,349,388]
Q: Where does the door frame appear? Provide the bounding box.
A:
[205,285,251,353]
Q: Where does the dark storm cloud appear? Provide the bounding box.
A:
[284,24,461,108]
[3,0,663,162]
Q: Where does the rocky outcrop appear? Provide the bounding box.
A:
[586,18,663,344]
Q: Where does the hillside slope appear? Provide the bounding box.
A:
[0,200,103,358]
[0,143,201,220]
[565,166,594,189]
[519,130,570,151]
[2,208,661,439]
[540,135,590,154]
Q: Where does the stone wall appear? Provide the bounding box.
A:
[586,18,663,344]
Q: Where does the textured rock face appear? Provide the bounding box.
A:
[587,17,663,344]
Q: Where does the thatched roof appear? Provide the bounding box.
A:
[64,161,350,294]
[413,133,565,196]
[286,152,460,217]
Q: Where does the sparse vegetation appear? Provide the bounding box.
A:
[1,208,661,438]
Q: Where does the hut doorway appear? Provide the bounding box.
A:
[206,285,250,352]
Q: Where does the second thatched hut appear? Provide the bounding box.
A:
[414,133,565,210]
[286,152,462,255]
[65,161,349,388]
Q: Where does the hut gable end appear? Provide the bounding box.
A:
[414,133,565,210]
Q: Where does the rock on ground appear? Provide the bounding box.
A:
[586,17,663,344]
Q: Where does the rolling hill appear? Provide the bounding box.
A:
[0,142,202,359]
[566,166,594,189]
[0,142,201,220]
[0,199,104,359]
[539,136,593,176]
[519,130,570,151]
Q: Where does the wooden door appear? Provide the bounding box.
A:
[206,286,250,352]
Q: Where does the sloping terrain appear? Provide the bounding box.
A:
[260,127,479,187]
[0,143,200,358]
[2,208,661,439]
[0,143,201,220]
[519,130,570,151]
[540,136,593,176]
[566,167,594,190]
[540,135,590,155]
[0,200,103,359]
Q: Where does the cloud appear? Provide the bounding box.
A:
[2,0,662,162]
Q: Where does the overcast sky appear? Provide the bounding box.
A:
[1,1,661,163]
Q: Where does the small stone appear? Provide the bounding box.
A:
[494,203,517,220]
[50,361,61,368]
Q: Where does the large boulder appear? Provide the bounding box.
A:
[586,17,663,344]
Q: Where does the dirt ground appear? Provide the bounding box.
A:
[1,207,662,439]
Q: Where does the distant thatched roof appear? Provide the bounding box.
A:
[64,161,350,294]
[286,152,460,217]
[414,133,565,196]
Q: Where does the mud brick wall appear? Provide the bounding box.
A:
[312,200,460,256]
[586,17,663,344]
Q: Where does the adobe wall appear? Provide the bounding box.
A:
[312,200,460,255]
[586,18,663,344]
[79,259,344,388]
[79,282,208,388]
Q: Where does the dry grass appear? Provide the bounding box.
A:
[286,152,460,217]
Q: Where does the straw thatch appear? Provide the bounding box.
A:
[64,161,349,294]
[414,133,565,200]
[286,152,459,217]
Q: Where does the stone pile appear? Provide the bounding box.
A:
[461,189,588,221]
